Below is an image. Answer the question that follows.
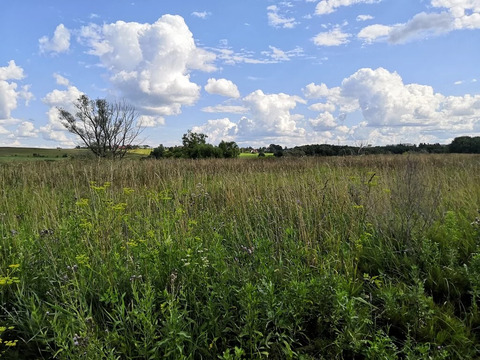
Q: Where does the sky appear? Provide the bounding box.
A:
[1,0,480,148]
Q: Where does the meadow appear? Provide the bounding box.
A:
[0,154,480,359]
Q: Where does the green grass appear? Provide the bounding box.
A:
[239,152,274,158]
[0,154,480,359]
[0,147,151,162]
[0,147,86,162]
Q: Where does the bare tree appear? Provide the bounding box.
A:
[58,95,143,158]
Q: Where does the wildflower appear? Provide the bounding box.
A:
[76,198,89,207]
[8,264,19,269]
[123,187,134,195]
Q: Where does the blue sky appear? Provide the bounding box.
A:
[1,0,479,148]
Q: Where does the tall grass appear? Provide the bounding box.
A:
[0,154,480,359]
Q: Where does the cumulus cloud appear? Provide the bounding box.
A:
[340,68,443,126]
[312,27,351,46]
[137,115,165,127]
[309,112,338,129]
[359,0,480,44]
[39,24,71,54]
[40,76,84,145]
[304,67,480,145]
[0,60,25,81]
[315,0,381,15]
[432,0,480,29]
[16,121,38,138]
[78,15,216,118]
[358,24,392,43]
[192,118,238,144]
[303,82,331,98]
[267,5,298,28]
[194,90,307,146]
[0,61,32,121]
[205,78,240,98]
[193,68,480,146]
[308,102,336,112]
[240,90,306,137]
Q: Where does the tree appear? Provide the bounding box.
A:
[182,130,208,148]
[58,95,143,159]
[218,140,240,158]
[150,144,165,159]
[181,130,209,158]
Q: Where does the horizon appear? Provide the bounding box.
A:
[1,0,479,149]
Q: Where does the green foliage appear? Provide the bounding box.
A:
[151,131,240,159]
[219,141,240,158]
[0,155,480,358]
[150,144,165,159]
[450,136,480,154]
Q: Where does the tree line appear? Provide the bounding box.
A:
[150,130,240,159]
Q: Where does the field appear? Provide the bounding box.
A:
[0,147,149,162]
[0,147,88,162]
[1,154,480,359]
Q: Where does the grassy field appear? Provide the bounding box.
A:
[1,154,480,359]
[0,147,86,162]
[239,152,275,158]
[0,147,150,162]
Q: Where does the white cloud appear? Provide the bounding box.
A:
[303,67,480,145]
[0,60,25,81]
[0,81,21,119]
[0,61,32,121]
[39,24,71,54]
[212,44,302,65]
[192,118,238,144]
[137,115,165,127]
[357,14,374,21]
[309,112,338,129]
[268,46,290,61]
[191,11,211,19]
[432,0,480,29]
[205,78,240,98]
[194,90,308,146]
[53,73,70,86]
[360,0,480,44]
[201,105,248,114]
[308,102,336,112]
[267,5,298,28]
[41,80,84,145]
[315,0,381,15]
[388,12,453,43]
[241,90,306,136]
[312,27,351,46]
[358,24,392,43]
[341,68,443,126]
[16,121,38,138]
[303,82,331,98]
[0,125,9,135]
[78,15,216,118]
